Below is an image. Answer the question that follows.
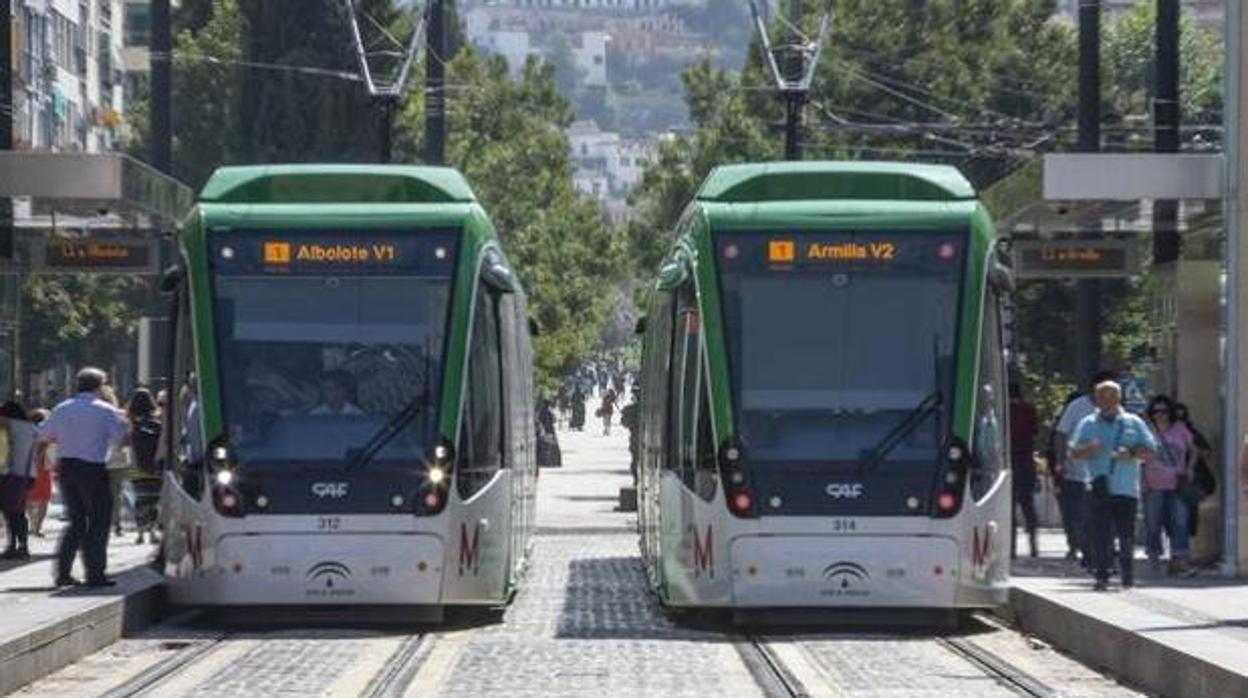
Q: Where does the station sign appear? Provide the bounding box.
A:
[1011,239,1139,279]
[34,236,159,274]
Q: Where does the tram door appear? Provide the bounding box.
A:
[639,285,675,589]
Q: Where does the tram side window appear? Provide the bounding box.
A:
[171,284,203,495]
[971,290,1007,502]
[668,281,714,500]
[644,288,675,470]
[458,282,504,500]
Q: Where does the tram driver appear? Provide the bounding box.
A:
[310,369,365,417]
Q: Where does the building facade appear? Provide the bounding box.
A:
[12,0,125,153]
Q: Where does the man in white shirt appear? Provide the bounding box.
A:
[37,368,129,588]
[1053,370,1117,564]
[309,369,364,416]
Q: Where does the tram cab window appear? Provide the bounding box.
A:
[458,281,505,500]
[971,290,1007,502]
[668,281,716,501]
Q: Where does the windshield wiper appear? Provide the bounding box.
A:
[857,390,942,474]
[345,393,427,472]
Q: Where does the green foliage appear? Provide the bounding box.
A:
[19,275,149,383]
[395,51,626,392]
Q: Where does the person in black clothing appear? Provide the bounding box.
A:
[620,388,641,481]
[570,386,587,431]
[1,401,38,560]
[1009,384,1040,558]
[126,389,163,545]
[1174,402,1215,538]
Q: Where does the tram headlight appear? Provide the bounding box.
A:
[434,444,451,462]
[212,445,230,463]
[946,444,964,462]
[215,469,234,487]
[427,466,446,485]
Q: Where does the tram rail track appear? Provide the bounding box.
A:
[97,611,436,698]
[936,633,1058,698]
[735,635,810,698]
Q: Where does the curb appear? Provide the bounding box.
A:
[1005,584,1248,698]
[0,567,166,695]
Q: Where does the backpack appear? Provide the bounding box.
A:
[132,417,163,474]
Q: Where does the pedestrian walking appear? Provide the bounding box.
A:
[26,409,52,538]
[570,386,587,432]
[99,386,130,538]
[1142,395,1196,576]
[599,388,618,436]
[36,368,129,588]
[1,402,39,560]
[1053,371,1117,564]
[126,389,163,545]
[1008,384,1040,558]
[1070,381,1157,591]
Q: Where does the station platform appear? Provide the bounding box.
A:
[0,507,164,695]
[1006,529,1248,698]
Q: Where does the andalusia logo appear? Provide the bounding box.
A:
[306,560,353,595]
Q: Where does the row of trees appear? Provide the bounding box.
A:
[23,0,623,395]
[626,0,1224,417]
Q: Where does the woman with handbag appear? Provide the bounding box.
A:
[1142,396,1197,577]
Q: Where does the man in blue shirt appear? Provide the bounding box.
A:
[37,368,129,588]
[1070,380,1157,591]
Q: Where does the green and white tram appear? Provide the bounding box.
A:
[159,165,538,611]
[636,162,1012,618]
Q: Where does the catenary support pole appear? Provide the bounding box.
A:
[784,0,804,161]
[1222,0,1244,577]
[1075,0,1102,383]
[1,0,12,262]
[151,0,172,174]
[1154,0,1181,264]
[424,0,446,166]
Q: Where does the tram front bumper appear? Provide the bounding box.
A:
[168,532,446,606]
[729,535,962,608]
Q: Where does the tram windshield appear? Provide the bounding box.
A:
[717,231,965,468]
[208,230,458,470]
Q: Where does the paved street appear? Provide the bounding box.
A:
[10,425,1141,697]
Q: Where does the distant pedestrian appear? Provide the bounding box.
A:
[99,386,130,538]
[25,409,52,538]
[1009,384,1039,558]
[1142,395,1196,576]
[126,389,163,545]
[1070,381,1157,591]
[1,402,39,560]
[620,388,641,481]
[599,388,618,436]
[570,386,587,431]
[1054,371,1117,564]
[36,368,129,588]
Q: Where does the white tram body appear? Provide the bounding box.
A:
[159,166,538,608]
[637,163,1012,614]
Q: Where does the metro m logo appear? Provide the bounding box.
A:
[688,523,713,578]
[458,522,482,576]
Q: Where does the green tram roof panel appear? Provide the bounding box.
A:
[695,161,977,204]
[197,165,478,205]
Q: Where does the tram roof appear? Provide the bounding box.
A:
[695,161,977,204]
[197,164,478,205]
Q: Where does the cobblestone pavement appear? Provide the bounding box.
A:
[13,416,1142,697]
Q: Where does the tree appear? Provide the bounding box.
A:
[396,51,627,391]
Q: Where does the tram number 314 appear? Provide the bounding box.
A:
[831,519,857,533]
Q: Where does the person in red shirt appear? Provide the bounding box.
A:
[1009,383,1040,558]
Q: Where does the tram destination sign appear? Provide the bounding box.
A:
[1012,239,1139,279]
[35,236,158,274]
